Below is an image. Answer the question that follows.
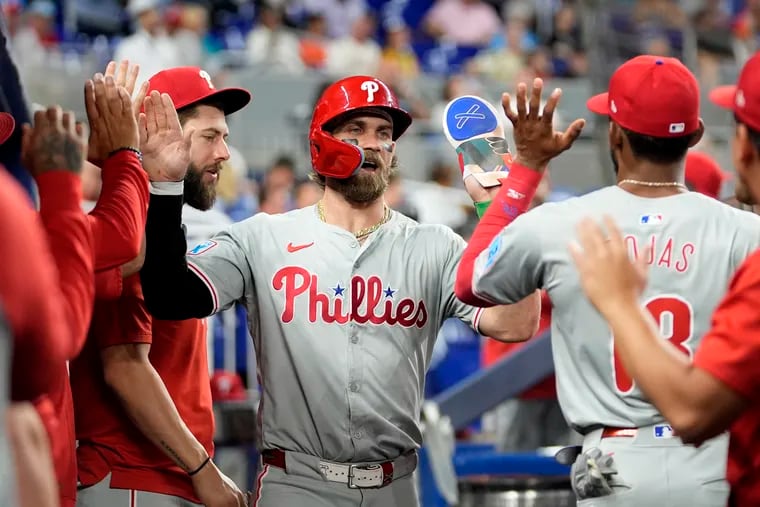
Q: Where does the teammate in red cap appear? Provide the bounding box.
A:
[456,56,760,506]
[685,150,732,199]
[570,51,760,507]
[138,74,539,507]
[72,67,250,507]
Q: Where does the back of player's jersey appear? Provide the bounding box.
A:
[527,187,760,430]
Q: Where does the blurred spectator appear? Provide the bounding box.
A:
[376,26,430,120]
[114,0,181,84]
[258,184,290,214]
[685,149,732,199]
[217,145,258,221]
[423,0,501,47]
[286,0,368,39]
[326,13,381,77]
[8,0,58,67]
[168,3,210,68]
[731,0,760,63]
[298,13,330,69]
[264,154,296,193]
[380,24,420,81]
[293,178,323,208]
[411,161,469,228]
[468,12,532,86]
[546,4,587,77]
[247,2,304,74]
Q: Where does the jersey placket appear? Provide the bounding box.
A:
[346,232,382,458]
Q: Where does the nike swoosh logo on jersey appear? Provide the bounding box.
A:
[287,242,314,253]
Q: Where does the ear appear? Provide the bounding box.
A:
[609,121,623,150]
[687,119,705,148]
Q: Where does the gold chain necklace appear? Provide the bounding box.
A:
[618,179,688,190]
[317,200,391,239]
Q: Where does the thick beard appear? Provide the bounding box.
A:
[184,162,218,211]
[325,152,394,204]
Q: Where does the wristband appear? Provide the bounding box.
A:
[474,200,492,218]
[188,456,211,476]
[107,146,143,162]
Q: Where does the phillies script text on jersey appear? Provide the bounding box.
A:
[624,234,695,272]
[272,266,429,327]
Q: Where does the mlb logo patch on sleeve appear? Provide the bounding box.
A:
[188,240,218,255]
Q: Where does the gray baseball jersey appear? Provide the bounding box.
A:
[472,186,760,430]
[185,206,480,462]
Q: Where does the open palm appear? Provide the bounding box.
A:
[139,91,193,182]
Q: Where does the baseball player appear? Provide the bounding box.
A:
[455,56,760,507]
[569,52,760,507]
[138,75,541,507]
[73,67,249,507]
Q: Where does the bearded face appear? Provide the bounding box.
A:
[184,161,222,210]
[325,149,397,203]
[325,113,398,204]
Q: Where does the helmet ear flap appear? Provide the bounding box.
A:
[310,129,365,179]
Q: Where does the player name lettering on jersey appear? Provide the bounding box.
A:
[272,266,429,328]
[624,235,695,273]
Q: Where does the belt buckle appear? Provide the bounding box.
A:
[348,463,385,488]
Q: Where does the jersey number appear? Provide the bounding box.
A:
[612,296,693,394]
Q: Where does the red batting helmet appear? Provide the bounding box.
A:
[309,76,412,179]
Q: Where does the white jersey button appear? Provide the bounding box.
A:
[350,241,359,248]
[354,431,363,439]
[350,335,359,344]
[349,382,359,392]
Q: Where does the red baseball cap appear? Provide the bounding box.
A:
[685,150,731,199]
[146,67,251,115]
[587,55,700,138]
[709,52,760,132]
[0,112,14,145]
[210,370,247,402]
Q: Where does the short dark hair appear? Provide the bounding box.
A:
[622,127,696,165]
[177,98,228,126]
[735,113,760,153]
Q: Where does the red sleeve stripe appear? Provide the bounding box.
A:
[188,261,219,314]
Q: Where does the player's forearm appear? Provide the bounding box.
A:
[455,163,543,306]
[606,303,721,438]
[35,170,96,358]
[88,151,149,271]
[141,185,214,320]
[103,349,209,472]
[478,291,541,342]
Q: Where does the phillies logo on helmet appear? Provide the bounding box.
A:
[360,80,380,103]
[272,266,428,328]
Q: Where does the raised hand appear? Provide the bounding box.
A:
[84,75,140,163]
[139,90,193,182]
[21,106,88,177]
[502,78,586,171]
[568,215,650,317]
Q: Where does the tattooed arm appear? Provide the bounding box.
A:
[98,278,246,507]
[21,107,95,359]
